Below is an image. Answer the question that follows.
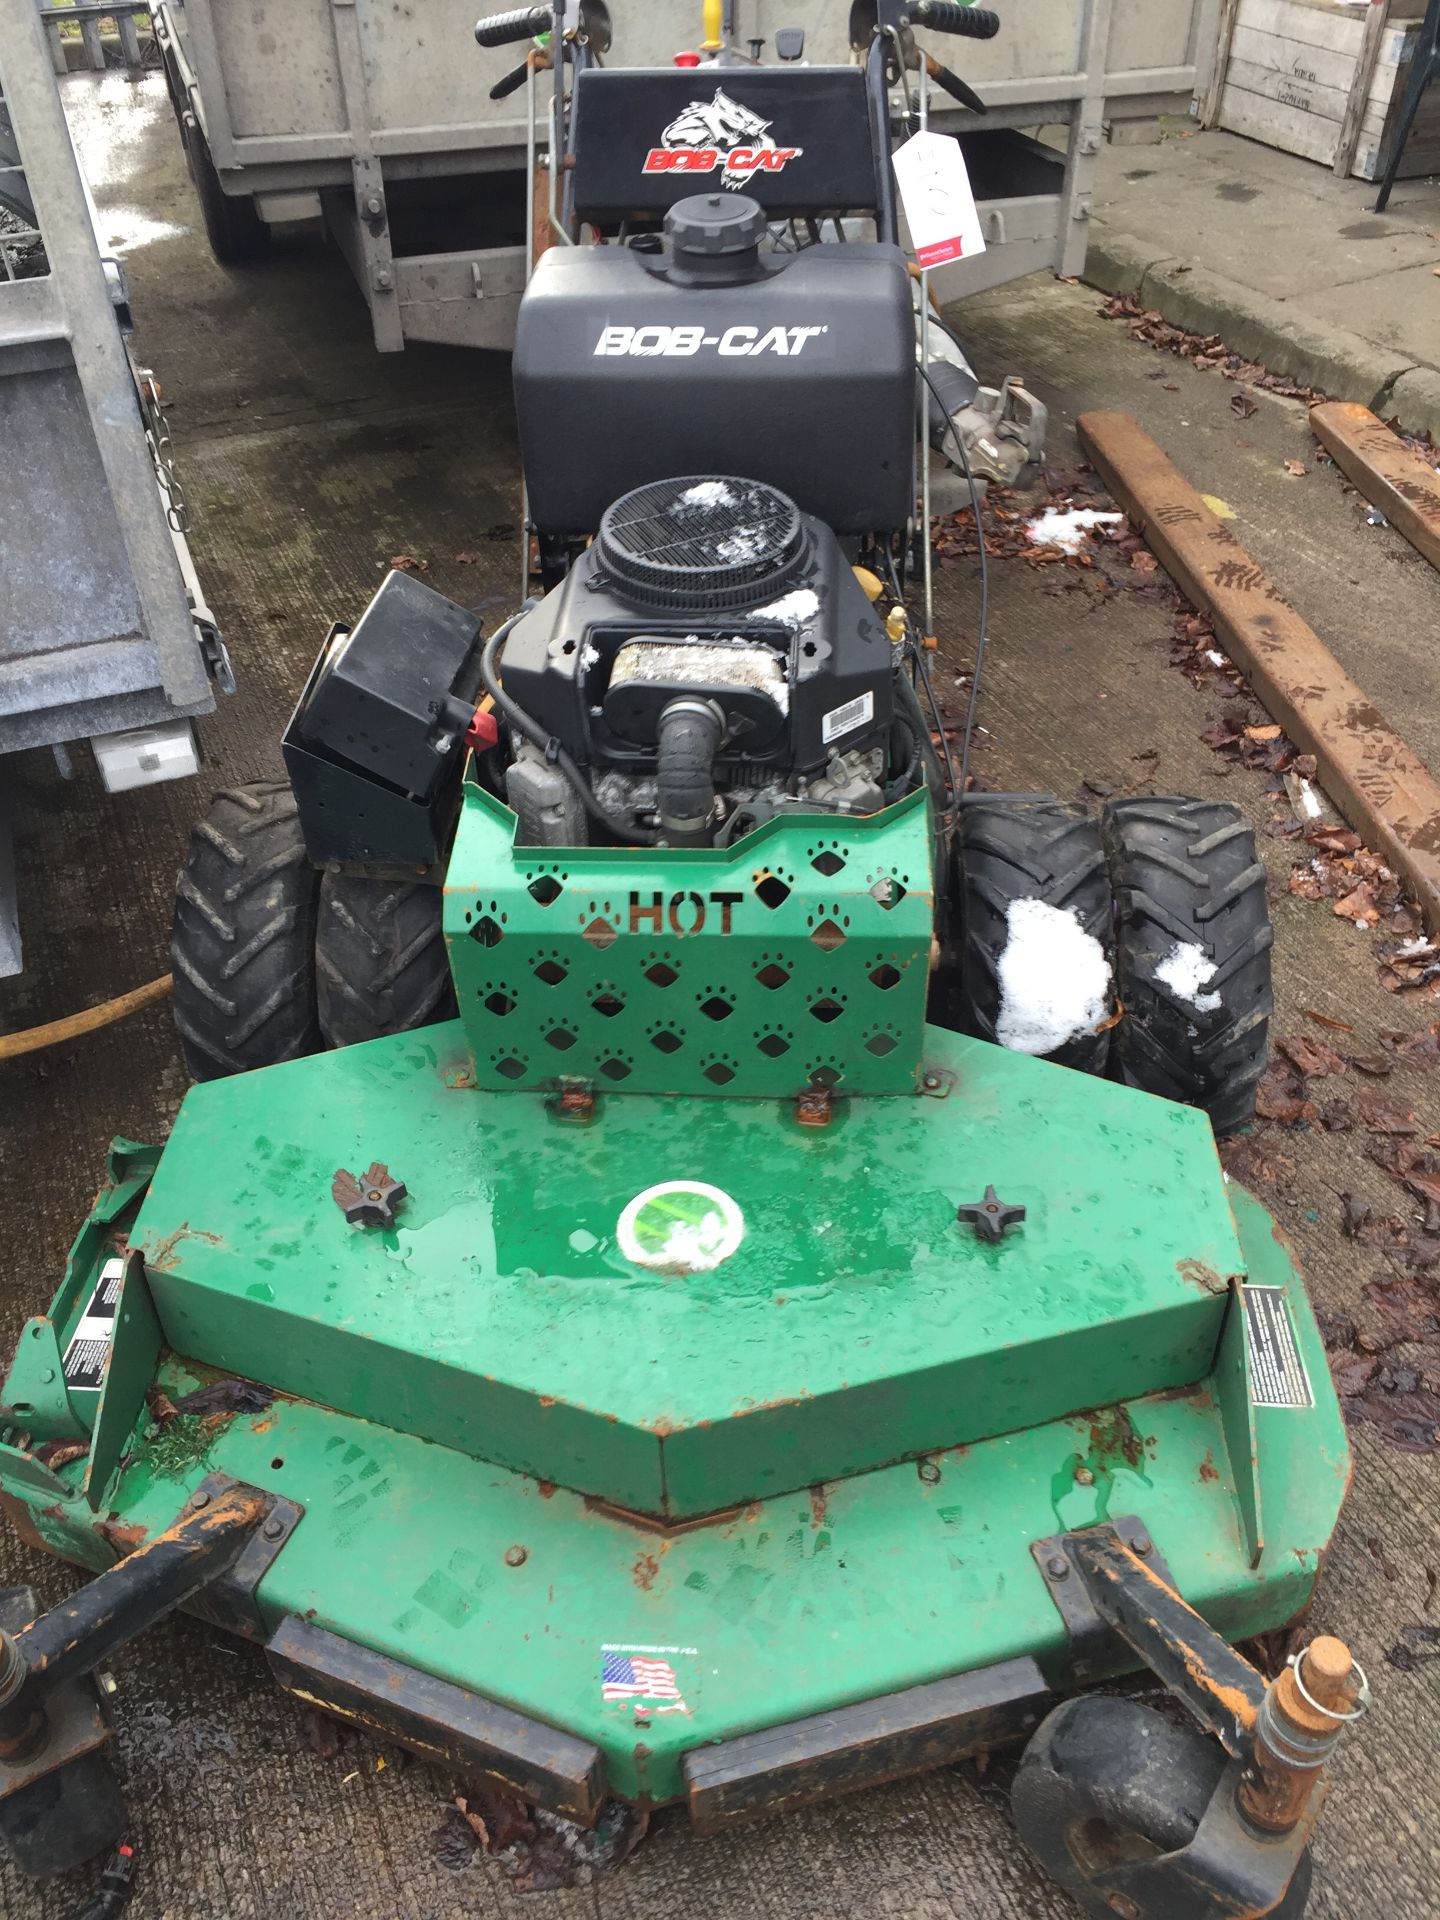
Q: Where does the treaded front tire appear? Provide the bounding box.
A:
[955,798,1114,1072]
[1104,796,1273,1135]
[171,781,321,1081]
[315,873,456,1049]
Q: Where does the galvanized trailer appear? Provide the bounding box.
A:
[0,0,229,978]
[153,0,1226,352]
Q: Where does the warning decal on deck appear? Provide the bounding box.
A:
[61,1257,124,1393]
[1243,1285,1313,1410]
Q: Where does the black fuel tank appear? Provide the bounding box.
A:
[513,238,915,537]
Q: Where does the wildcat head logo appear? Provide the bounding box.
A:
[644,89,802,189]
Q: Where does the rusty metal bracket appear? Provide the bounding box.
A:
[1032,1516,1174,1689]
[1032,1520,1266,1754]
[183,1473,304,1641]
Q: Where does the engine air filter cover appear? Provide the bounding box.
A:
[596,476,806,612]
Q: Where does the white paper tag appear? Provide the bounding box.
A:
[821,689,874,745]
[891,129,986,269]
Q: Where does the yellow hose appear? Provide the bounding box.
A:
[701,0,724,50]
[0,974,172,1062]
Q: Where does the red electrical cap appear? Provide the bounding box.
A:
[464,708,500,752]
[674,50,701,66]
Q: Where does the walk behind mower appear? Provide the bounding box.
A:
[1,5,1364,1913]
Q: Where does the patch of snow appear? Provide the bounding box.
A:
[753,588,819,627]
[656,1212,732,1269]
[1205,649,1226,667]
[1296,778,1322,819]
[1157,941,1222,1012]
[580,642,601,670]
[1395,937,1437,959]
[677,480,737,510]
[1026,507,1125,554]
[716,524,767,564]
[995,898,1112,1056]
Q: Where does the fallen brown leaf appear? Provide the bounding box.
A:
[1355,1088,1420,1135]
[1350,1053,1395,1078]
[1284,459,1308,477]
[1278,1034,1347,1078]
[389,554,428,572]
[1231,393,1258,419]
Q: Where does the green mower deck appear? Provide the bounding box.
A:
[0,1025,1348,1822]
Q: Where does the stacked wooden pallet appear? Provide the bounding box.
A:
[1212,0,1440,180]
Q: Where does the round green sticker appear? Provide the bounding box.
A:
[617,1180,744,1273]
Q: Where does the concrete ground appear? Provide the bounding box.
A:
[2,71,1440,1919]
[1090,127,1440,437]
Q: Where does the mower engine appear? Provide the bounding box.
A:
[496,473,908,848]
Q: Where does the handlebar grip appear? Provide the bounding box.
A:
[474,6,550,48]
[911,2,1001,38]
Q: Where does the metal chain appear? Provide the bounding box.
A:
[136,367,190,534]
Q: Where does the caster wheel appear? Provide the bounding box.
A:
[1012,1696,1312,1918]
[0,1748,126,1879]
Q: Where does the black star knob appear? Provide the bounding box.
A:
[332,1162,407,1229]
[956,1185,1026,1244]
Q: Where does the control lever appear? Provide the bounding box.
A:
[490,48,549,97]
[774,26,805,60]
[923,53,987,113]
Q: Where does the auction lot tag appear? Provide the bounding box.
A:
[62,1256,124,1393]
[892,129,985,269]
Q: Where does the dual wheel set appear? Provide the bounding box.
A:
[170,780,1273,1128]
[949,791,1273,1134]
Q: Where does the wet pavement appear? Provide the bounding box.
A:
[2,69,1439,1920]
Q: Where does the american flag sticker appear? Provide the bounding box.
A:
[600,1643,696,1717]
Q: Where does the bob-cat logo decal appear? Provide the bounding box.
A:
[643,89,802,189]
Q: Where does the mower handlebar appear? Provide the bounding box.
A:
[474,5,549,48]
[911,2,1001,39]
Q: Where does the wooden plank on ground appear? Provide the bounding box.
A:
[1076,409,1440,934]
[1311,401,1440,574]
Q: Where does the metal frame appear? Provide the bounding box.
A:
[1,0,214,736]
[154,0,1225,352]
[37,2,158,76]
[0,0,223,973]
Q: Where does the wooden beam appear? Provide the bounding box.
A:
[1197,0,1243,130]
[1334,0,1391,178]
[1310,400,1440,574]
[1077,409,1440,934]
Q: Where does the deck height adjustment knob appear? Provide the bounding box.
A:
[956,1185,1026,1244]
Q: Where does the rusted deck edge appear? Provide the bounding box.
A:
[1309,401,1440,576]
[1076,409,1440,936]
